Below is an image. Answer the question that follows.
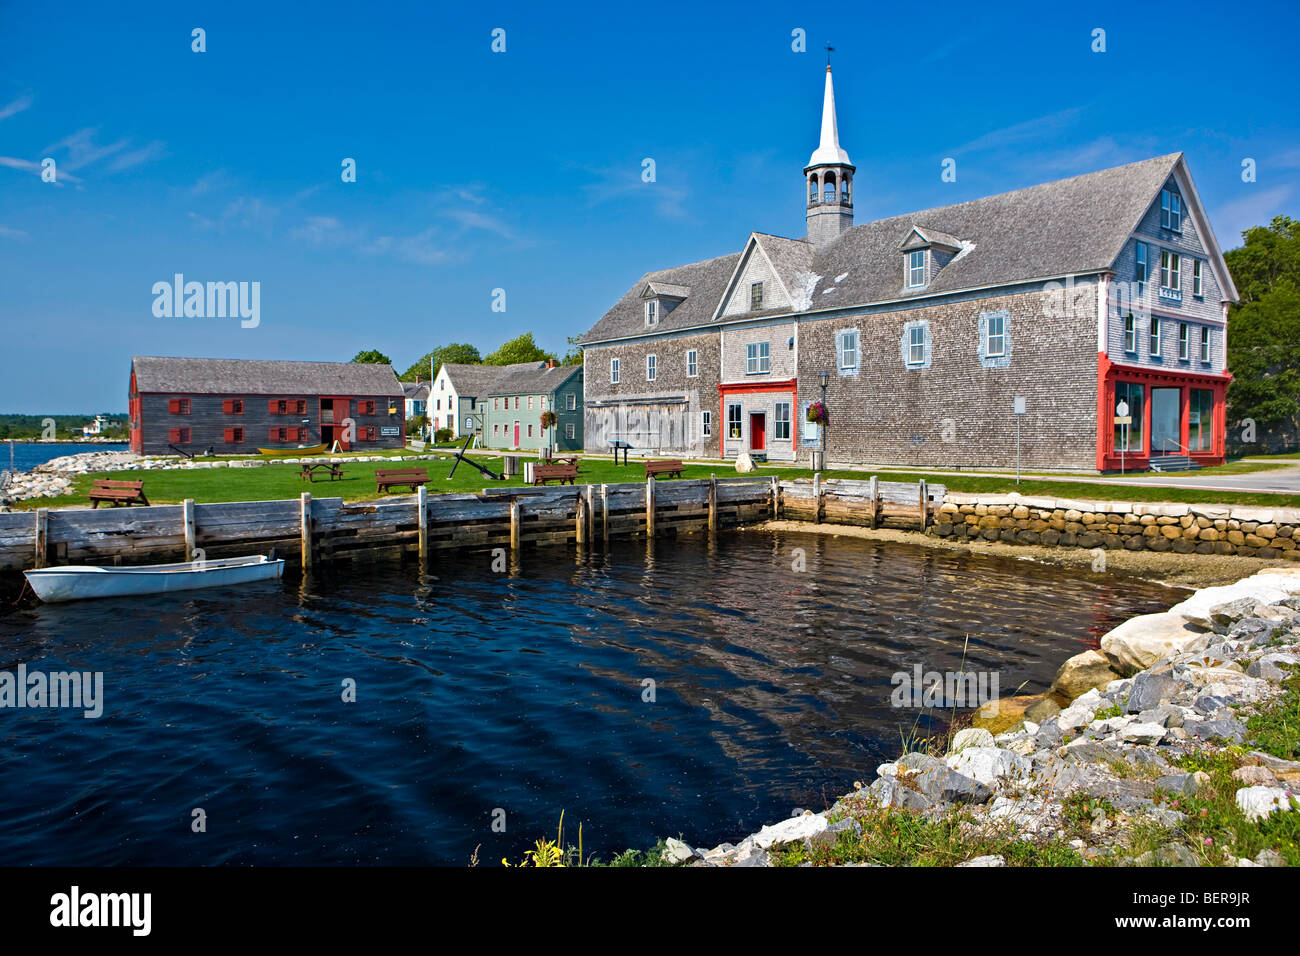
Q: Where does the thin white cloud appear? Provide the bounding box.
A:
[953,107,1084,155]
[0,155,82,183]
[108,140,166,172]
[0,93,33,122]
[0,225,28,239]
[1212,185,1294,249]
[582,164,689,220]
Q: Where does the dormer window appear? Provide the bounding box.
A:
[645,300,658,327]
[906,250,927,289]
[750,282,763,310]
[1160,188,1182,232]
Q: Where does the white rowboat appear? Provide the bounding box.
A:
[23,555,284,603]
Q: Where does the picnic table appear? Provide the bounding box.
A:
[300,462,344,482]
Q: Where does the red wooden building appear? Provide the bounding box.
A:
[129,356,406,455]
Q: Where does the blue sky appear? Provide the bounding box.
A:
[1,0,1296,413]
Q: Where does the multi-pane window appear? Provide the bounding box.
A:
[528,396,534,410]
[565,422,575,440]
[701,410,712,437]
[221,399,244,414]
[750,282,763,310]
[1189,389,1214,452]
[168,398,191,414]
[1123,314,1137,352]
[987,313,1006,357]
[1149,318,1161,356]
[906,250,926,288]
[726,403,742,439]
[745,342,770,374]
[1160,188,1182,231]
[837,330,858,370]
[686,350,698,377]
[1193,260,1204,297]
[1135,242,1148,288]
[610,358,620,384]
[566,392,576,410]
[1178,322,1190,360]
[907,325,925,365]
[774,402,791,440]
[1160,250,1180,291]
[645,300,657,326]
[646,354,656,381]
[1114,382,1145,452]
[1200,326,1211,363]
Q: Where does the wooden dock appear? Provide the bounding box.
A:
[0,476,941,572]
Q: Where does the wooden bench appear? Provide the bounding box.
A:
[644,459,685,480]
[375,467,429,494]
[301,462,344,482]
[88,479,149,508]
[532,463,578,486]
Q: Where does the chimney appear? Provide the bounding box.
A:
[545,359,557,369]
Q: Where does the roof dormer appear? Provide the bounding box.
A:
[640,281,689,328]
[899,226,968,291]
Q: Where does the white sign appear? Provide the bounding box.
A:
[1116,400,1130,417]
[1013,396,1026,415]
[380,426,400,436]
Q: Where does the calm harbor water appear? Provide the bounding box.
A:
[0,530,1182,865]
[4,441,127,473]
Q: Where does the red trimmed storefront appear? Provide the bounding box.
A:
[1095,353,1230,471]
[718,379,798,461]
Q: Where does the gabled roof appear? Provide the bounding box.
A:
[487,362,581,397]
[901,226,965,251]
[402,381,429,401]
[577,252,741,344]
[579,153,1208,344]
[132,356,403,396]
[438,362,536,397]
[713,233,815,320]
[643,281,691,299]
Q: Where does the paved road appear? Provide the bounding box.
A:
[866,462,1300,496]
[1092,464,1300,495]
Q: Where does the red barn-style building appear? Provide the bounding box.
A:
[129,356,407,455]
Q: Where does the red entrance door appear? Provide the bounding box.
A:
[513,421,520,447]
[750,413,766,452]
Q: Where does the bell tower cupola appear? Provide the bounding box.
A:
[804,64,855,247]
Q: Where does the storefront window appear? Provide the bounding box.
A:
[1189,389,1214,452]
[1114,382,1144,453]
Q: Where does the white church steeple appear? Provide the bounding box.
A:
[804,64,855,247]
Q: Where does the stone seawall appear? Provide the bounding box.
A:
[931,494,1300,561]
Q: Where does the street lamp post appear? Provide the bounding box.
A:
[817,369,830,471]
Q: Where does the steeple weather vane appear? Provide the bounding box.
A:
[825,43,835,67]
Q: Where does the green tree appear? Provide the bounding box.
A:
[1225,215,1300,451]
[351,349,393,365]
[483,332,555,366]
[561,335,584,366]
[403,343,485,381]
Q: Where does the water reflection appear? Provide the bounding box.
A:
[0,530,1180,865]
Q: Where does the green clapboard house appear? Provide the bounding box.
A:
[482,361,584,453]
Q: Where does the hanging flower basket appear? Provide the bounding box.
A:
[540,410,558,429]
[805,401,828,424]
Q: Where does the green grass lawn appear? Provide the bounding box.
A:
[13,452,1300,510]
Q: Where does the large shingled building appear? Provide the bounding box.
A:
[129,356,406,455]
[577,66,1237,472]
